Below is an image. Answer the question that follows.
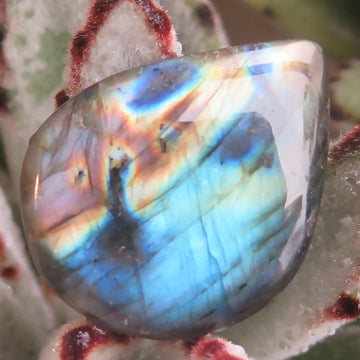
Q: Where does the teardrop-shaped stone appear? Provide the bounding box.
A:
[21,40,328,340]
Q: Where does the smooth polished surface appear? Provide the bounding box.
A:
[21,40,328,339]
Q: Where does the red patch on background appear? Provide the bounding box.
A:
[60,324,131,360]
[0,236,20,282]
[329,123,360,162]
[55,89,70,107]
[325,293,360,320]
[68,0,177,93]
[69,0,119,91]
[1,265,19,282]
[191,338,245,360]
[135,0,175,59]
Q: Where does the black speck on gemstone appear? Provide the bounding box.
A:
[199,309,216,319]
[239,283,247,290]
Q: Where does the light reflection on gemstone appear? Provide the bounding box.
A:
[20,40,328,340]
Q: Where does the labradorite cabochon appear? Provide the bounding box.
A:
[21,40,328,339]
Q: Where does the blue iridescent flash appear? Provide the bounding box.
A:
[20,40,328,339]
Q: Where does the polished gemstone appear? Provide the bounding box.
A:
[20,40,328,340]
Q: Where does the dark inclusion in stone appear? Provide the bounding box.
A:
[20,40,328,340]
